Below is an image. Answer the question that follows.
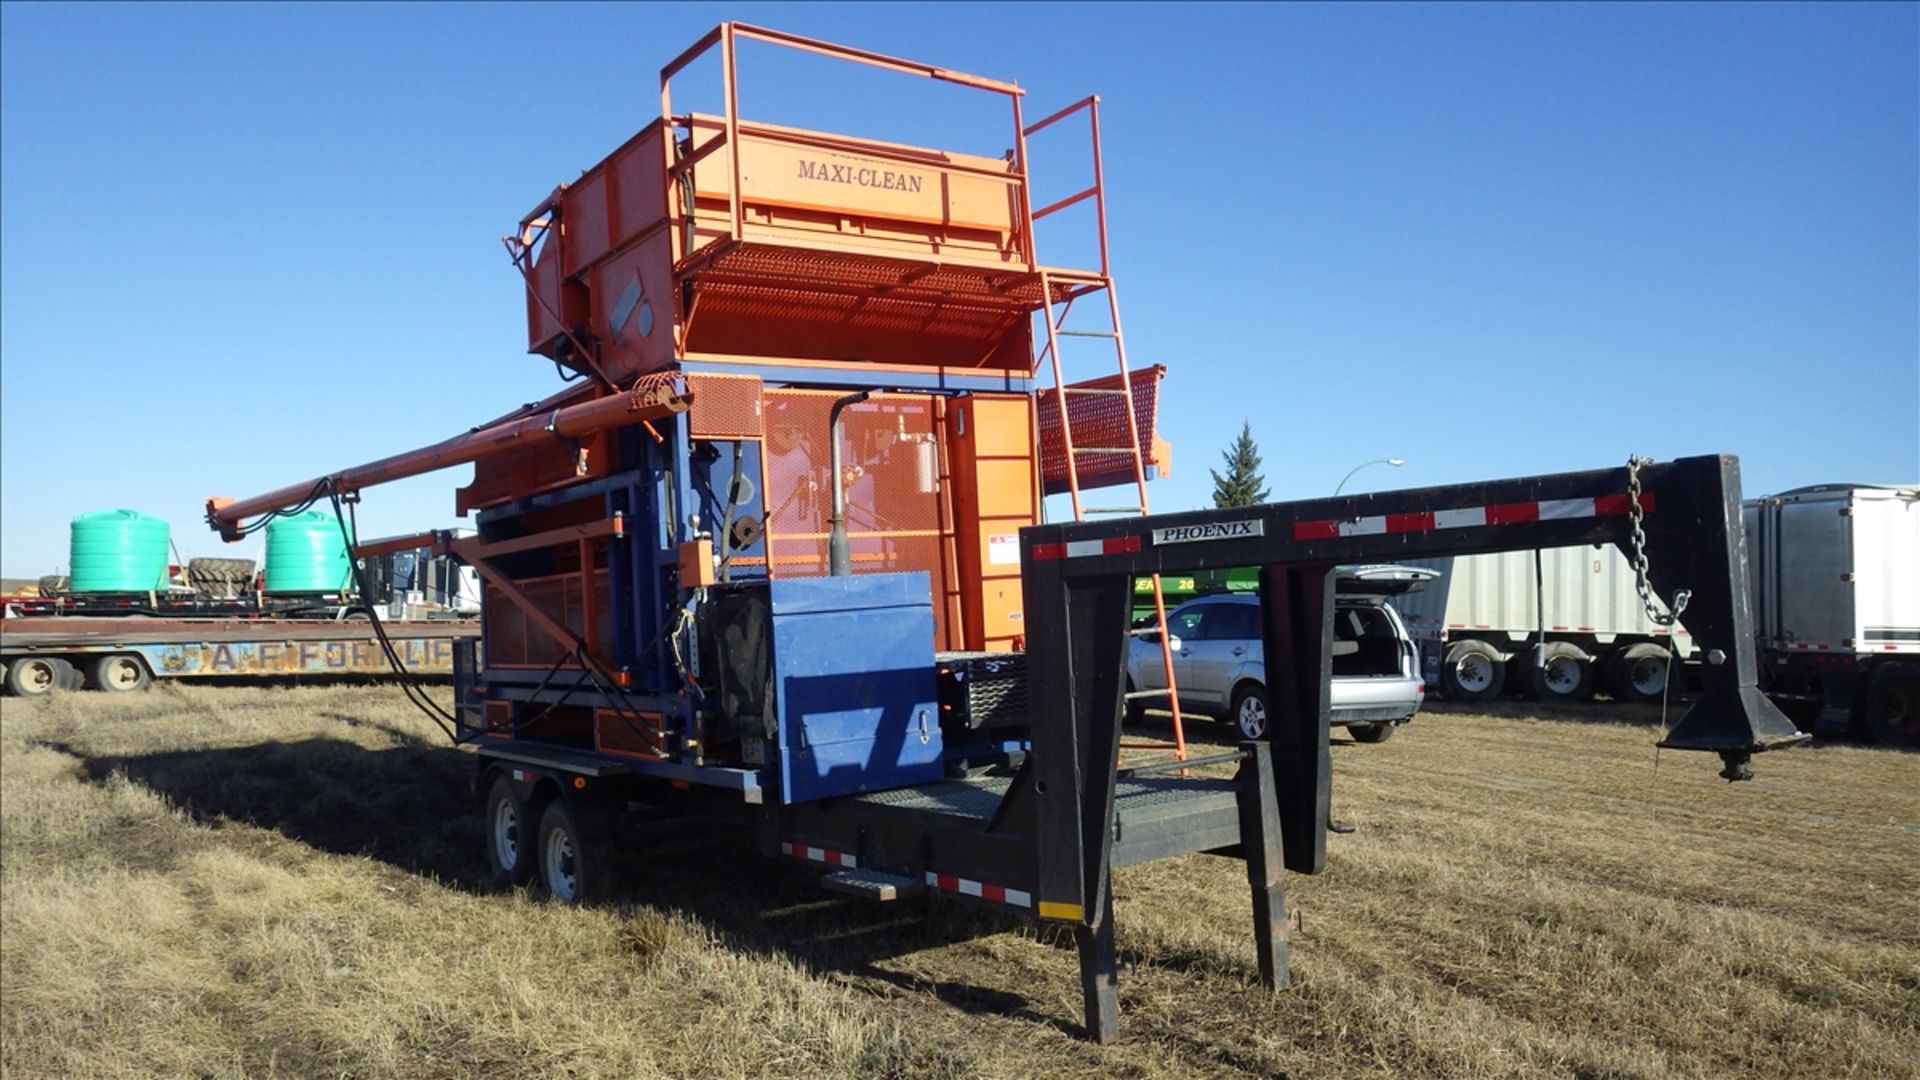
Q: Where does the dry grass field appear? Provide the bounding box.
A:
[2,682,1915,1079]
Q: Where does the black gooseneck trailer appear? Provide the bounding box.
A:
[463,453,1804,1042]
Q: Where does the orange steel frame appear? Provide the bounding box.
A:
[207,22,1185,760]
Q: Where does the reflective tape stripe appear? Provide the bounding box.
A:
[784,842,856,869]
[1032,535,1142,561]
[1294,493,1651,541]
[924,871,1031,908]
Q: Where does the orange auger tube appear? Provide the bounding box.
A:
[206,383,690,541]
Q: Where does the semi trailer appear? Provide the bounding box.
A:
[200,23,1805,1042]
[1386,545,1692,706]
[1745,484,1919,747]
[2,538,480,698]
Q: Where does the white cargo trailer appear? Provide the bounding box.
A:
[1388,545,1690,705]
[1744,484,1919,747]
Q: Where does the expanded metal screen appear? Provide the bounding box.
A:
[760,388,954,647]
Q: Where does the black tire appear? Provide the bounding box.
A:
[1864,662,1920,750]
[1230,683,1269,741]
[1439,639,1506,703]
[36,575,67,599]
[187,558,256,597]
[1348,722,1395,743]
[85,654,152,693]
[6,656,66,698]
[483,776,538,890]
[536,798,613,904]
[1519,642,1595,702]
[1606,643,1675,704]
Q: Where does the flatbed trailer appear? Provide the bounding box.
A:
[0,616,478,696]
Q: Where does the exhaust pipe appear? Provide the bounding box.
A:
[827,391,871,576]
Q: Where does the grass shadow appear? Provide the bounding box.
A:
[64,733,1064,1028]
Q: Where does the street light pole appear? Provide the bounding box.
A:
[1333,457,1404,496]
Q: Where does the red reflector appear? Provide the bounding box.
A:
[1485,502,1539,525]
[1105,535,1141,555]
[1294,519,1340,540]
[1033,542,1066,561]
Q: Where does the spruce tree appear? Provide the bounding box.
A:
[1210,421,1269,508]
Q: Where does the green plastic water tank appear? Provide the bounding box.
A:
[264,511,352,594]
[69,510,172,593]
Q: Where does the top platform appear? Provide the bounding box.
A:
[510,24,1108,384]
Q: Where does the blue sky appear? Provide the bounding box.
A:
[2,2,1914,577]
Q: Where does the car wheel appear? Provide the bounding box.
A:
[1349,722,1395,743]
[1520,642,1595,702]
[1440,639,1506,703]
[483,776,537,890]
[1865,662,1920,749]
[1230,683,1269,741]
[537,798,613,904]
[1606,643,1675,704]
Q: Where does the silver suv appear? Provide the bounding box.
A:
[1126,565,1437,743]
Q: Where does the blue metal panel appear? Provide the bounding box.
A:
[765,572,943,802]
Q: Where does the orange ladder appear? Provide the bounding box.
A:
[1020,96,1186,763]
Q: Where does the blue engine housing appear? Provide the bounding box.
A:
[703,571,944,804]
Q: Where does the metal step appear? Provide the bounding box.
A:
[820,867,926,902]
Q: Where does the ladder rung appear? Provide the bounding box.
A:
[1056,329,1119,338]
[1072,446,1139,454]
[1128,626,1165,637]
[1124,689,1171,700]
[1084,507,1145,515]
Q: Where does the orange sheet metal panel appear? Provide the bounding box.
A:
[948,393,1037,651]
[683,116,1023,254]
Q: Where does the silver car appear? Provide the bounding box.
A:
[1126,565,1438,743]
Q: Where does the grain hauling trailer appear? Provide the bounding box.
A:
[1387,545,1693,706]
[203,24,1805,1041]
[1744,484,1919,747]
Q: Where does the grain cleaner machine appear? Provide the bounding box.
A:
[206,24,1806,1041]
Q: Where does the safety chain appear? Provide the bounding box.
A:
[1627,455,1690,627]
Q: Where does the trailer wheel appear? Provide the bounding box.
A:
[1231,683,1269,741]
[1440,640,1506,703]
[1348,722,1395,743]
[1606,644,1674,704]
[1865,663,1920,750]
[483,777,537,890]
[537,799,612,904]
[6,657,67,698]
[86,654,152,693]
[1520,643,1594,702]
